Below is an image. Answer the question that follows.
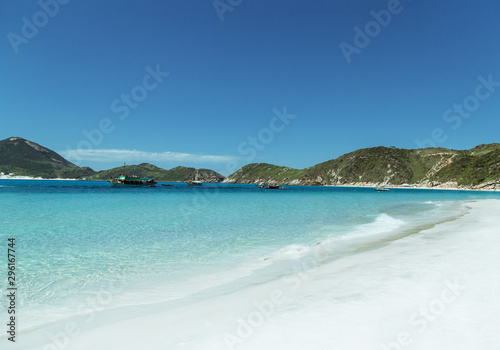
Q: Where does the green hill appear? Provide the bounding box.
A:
[224,145,500,189]
[87,163,225,182]
[432,144,500,186]
[225,163,306,184]
[2,137,499,188]
[0,137,94,179]
[303,147,460,185]
[0,137,225,182]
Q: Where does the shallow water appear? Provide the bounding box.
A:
[1,180,499,330]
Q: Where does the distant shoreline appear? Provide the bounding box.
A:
[330,184,499,192]
[0,175,78,181]
[1,176,498,191]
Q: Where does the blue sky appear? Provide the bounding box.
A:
[1,0,499,175]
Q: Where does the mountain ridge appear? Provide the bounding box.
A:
[0,137,225,182]
[1,137,499,189]
[224,144,500,190]
[0,137,94,179]
[87,163,225,182]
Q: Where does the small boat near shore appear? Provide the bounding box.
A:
[374,186,390,191]
[187,180,202,186]
[258,183,285,189]
[109,175,157,187]
[108,163,157,187]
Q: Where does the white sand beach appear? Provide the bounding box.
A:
[0,175,77,180]
[9,199,500,350]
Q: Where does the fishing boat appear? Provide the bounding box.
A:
[258,183,284,189]
[109,175,157,187]
[187,180,202,186]
[108,163,157,187]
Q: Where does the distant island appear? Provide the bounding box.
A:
[0,137,224,183]
[87,163,225,183]
[1,137,499,190]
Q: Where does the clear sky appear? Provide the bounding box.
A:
[1,0,499,175]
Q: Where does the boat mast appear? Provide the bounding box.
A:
[123,162,126,175]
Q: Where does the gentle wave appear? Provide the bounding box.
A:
[263,213,406,262]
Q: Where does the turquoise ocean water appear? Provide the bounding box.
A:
[1,180,500,329]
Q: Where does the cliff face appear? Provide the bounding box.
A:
[224,145,500,189]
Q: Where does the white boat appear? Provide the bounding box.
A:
[187,180,202,186]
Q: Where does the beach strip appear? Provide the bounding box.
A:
[10,199,500,350]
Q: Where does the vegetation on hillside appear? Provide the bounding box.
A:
[225,145,500,188]
[0,137,93,179]
[225,163,306,184]
[2,137,499,188]
[0,137,225,182]
[433,144,500,185]
[87,163,225,182]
